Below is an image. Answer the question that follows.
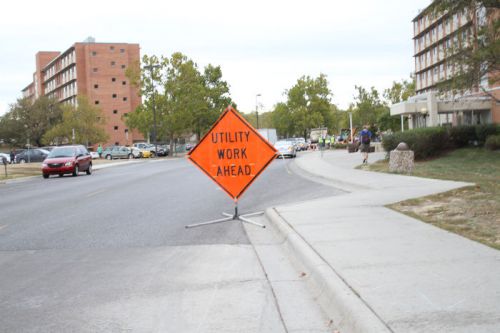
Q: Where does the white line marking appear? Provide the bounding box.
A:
[86,189,106,198]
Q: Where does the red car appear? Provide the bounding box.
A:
[42,145,92,178]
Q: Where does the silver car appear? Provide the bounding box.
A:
[101,146,134,160]
[274,140,296,158]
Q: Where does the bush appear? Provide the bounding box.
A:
[382,127,449,160]
[331,143,347,149]
[485,135,500,151]
[382,133,398,152]
[475,124,500,144]
[382,124,500,160]
[449,126,476,148]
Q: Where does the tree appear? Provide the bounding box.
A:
[126,53,234,155]
[271,102,295,138]
[43,96,108,146]
[383,78,416,104]
[199,64,233,138]
[274,74,333,139]
[0,96,63,147]
[351,86,387,127]
[428,0,499,98]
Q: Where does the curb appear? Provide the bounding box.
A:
[265,207,392,333]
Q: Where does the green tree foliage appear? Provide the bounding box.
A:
[0,96,63,146]
[379,78,416,132]
[243,111,273,129]
[271,102,295,138]
[428,0,499,97]
[351,86,387,127]
[125,53,233,154]
[383,78,416,104]
[271,74,335,138]
[43,96,108,146]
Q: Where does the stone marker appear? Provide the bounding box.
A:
[389,142,414,173]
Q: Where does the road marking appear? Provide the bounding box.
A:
[281,156,292,175]
[86,189,106,198]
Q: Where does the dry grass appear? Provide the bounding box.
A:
[366,148,500,250]
[0,159,130,181]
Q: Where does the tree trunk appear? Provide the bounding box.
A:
[169,135,175,158]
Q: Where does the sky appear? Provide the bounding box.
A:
[0,0,432,116]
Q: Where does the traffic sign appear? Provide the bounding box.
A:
[188,106,278,200]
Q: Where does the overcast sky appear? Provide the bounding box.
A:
[0,0,432,116]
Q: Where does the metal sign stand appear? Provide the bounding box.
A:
[185,201,265,229]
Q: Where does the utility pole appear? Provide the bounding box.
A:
[255,94,261,129]
[144,64,161,157]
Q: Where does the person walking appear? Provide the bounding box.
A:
[10,149,15,164]
[359,125,372,164]
[97,144,103,159]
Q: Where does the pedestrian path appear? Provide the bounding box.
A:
[266,150,500,333]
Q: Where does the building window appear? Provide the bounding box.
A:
[112,94,117,98]
[95,100,100,105]
[111,61,116,66]
[115,142,119,145]
[112,78,116,82]
[94,84,99,89]
[114,126,119,130]
[120,48,125,53]
[121,65,126,69]
[113,110,118,114]
[92,51,97,56]
[124,112,129,117]
[123,97,128,101]
[110,46,115,51]
[122,81,126,85]
[93,68,98,73]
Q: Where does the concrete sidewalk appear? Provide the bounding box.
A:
[266,150,500,333]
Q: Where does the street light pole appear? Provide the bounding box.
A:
[144,64,161,157]
[349,112,353,143]
[255,94,261,129]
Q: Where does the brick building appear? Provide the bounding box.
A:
[22,38,143,146]
[391,4,499,129]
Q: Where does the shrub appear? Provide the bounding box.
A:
[382,127,449,160]
[331,143,347,149]
[485,135,500,151]
[382,133,398,152]
[475,124,500,144]
[449,126,476,148]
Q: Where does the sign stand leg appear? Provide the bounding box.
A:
[185,202,265,229]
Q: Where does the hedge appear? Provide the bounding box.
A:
[382,124,500,160]
[485,135,500,151]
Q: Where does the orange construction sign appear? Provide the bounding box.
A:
[188,106,278,200]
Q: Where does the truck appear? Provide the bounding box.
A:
[257,128,278,145]
[309,127,328,143]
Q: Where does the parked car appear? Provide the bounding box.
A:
[101,146,134,160]
[289,137,307,151]
[274,140,296,158]
[133,142,158,157]
[0,153,11,164]
[40,146,56,152]
[41,145,92,178]
[156,145,169,157]
[15,148,50,163]
[136,147,153,158]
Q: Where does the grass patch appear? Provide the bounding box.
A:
[0,159,131,182]
[365,148,500,250]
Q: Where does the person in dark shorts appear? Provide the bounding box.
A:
[359,125,372,164]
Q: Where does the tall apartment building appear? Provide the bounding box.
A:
[391,4,499,129]
[22,38,143,146]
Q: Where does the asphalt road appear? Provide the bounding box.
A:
[0,156,342,332]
